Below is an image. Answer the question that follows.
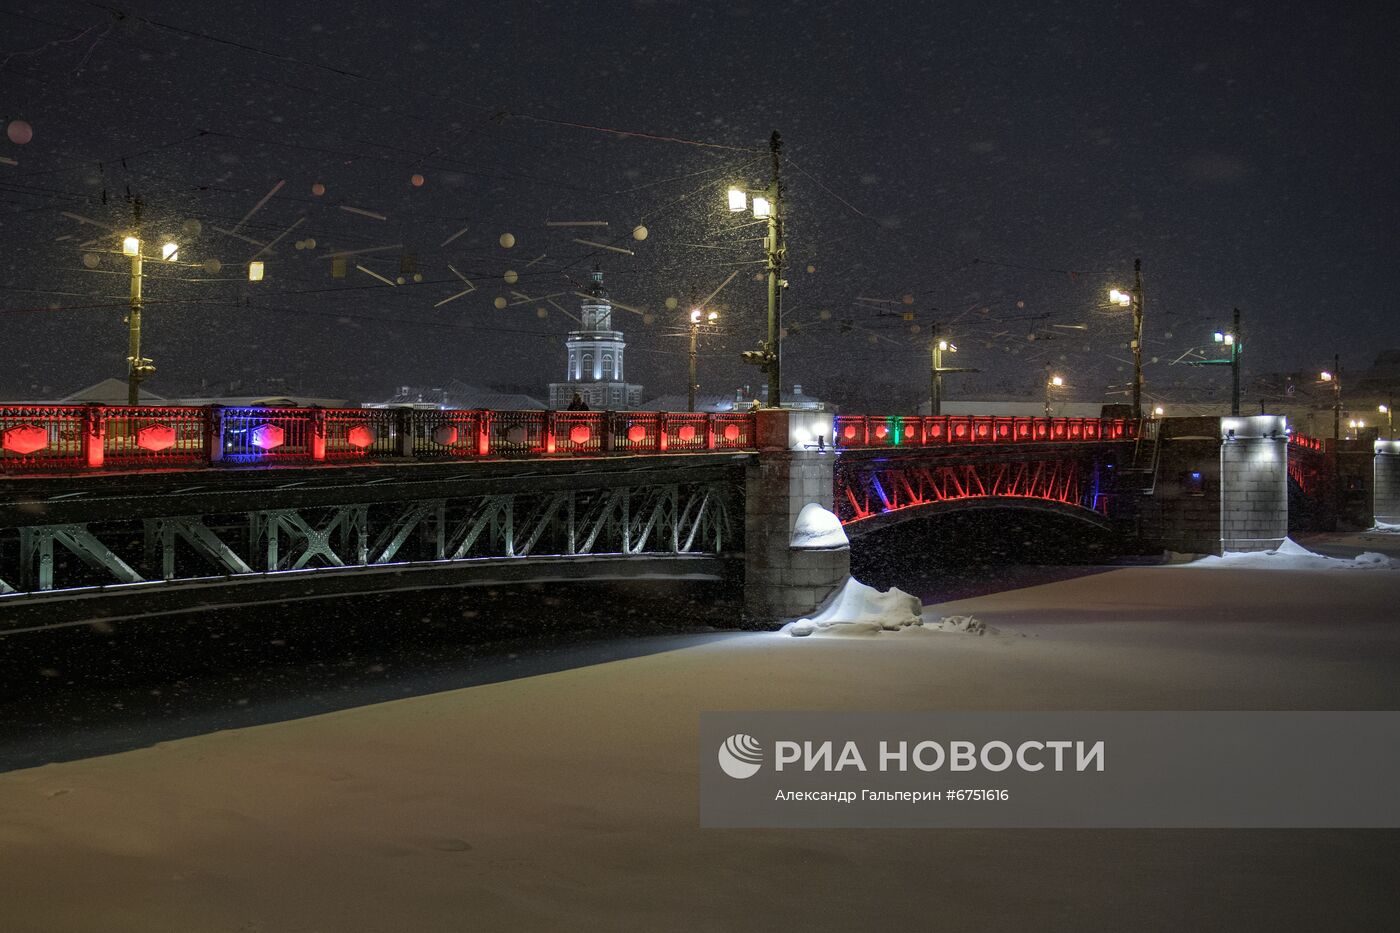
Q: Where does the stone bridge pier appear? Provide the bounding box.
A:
[743,409,849,624]
[1376,439,1400,526]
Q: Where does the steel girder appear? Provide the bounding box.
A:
[0,481,735,596]
[836,457,1097,525]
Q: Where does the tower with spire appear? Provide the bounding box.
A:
[548,267,644,409]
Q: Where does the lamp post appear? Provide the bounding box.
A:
[730,130,785,408]
[928,322,978,415]
[1108,257,1145,418]
[1195,307,1243,415]
[1044,371,1064,418]
[1380,400,1393,439]
[1320,356,1341,440]
[687,308,719,412]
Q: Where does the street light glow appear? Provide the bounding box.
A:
[1214,331,1224,343]
[707,310,718,322]
[1049,375,1064,387]
[727,188,747,212]
[1154,405,1165,416]
[751,195,772,219]
[161,241,179,261]
[248,261,265,282]
[122,236,141,257]
[937,339,949,351]
[1108,288,1131,307]
[690,309,702,323]
[1223,333,1235,346]
[1381,404,1390,414]
[1320,371,1333,381]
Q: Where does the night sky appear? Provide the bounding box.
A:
[2,0,1395,409]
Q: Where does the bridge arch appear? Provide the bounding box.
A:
[841,495,1113,539]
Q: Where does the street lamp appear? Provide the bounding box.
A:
[1106,258,1145,418]
[687,308,719,412]
[928,322,977,415]
[730,131,786,408]
[1320,355,1341,440]
[1045,372,1065,417]
[1153,405,1165,417]
[1380,401,1394,439]
[1193,308,1244,415]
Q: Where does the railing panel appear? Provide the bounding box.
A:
[552,411,607,454]
[663,412,710,451]
[835,415,865,448]
[323,407,400,461]
[413,409,484,457]
[711,413,754,449]
[219,407,317,463]
[100,406,207,467]
[0,405,87,470]
[611,412,662,452]
[488,410,548,456]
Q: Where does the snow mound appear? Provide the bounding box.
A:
[924,614,989,636]
[783,577,921,636]
[790,503,849,549]
[781,578,987,637]
[1189,537,1399,571]
[1367,521,1400,534]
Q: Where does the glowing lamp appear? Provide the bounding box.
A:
[1154,406,1165,416]
[1108,288,1131,307]
[842,424,858,440]
[751,196,772,219]
[1320,371,1333,382]
[723,423,740,442]
[1380,404,1390,414]
[250,423,284,450]
[1213,331,1224,343]
[690,309,703,323]
[1050,375,1064,387]
[161,241,179,261]
[569,424,591,445]
[677,424,697,442]
[136,423,176,452]
[248,261,265,282]
[346,424,376,448]
[937,339,949,351]
[627,424,647,443]
[2,423,48,455]
[122,236,141,257]
[707,310,718,322]
[727,188,747,212]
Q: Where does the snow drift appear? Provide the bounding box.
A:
[1189,537,1398,571]
[782,578,984,637]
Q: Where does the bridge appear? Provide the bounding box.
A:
[2,403,1395,631]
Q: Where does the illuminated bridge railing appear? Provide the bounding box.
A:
[833,415,1139,448]
[1288,432,1326,453]
[0,404,760,474]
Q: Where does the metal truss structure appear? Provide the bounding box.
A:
[835,456,1102,528]
[0,481,735,596]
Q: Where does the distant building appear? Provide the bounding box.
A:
[637,394,740,413]
[547,269,643,409]
[367,381,546,411]
[748,384,828,411]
